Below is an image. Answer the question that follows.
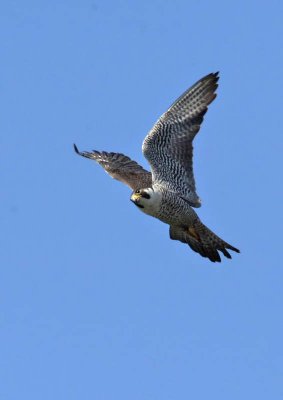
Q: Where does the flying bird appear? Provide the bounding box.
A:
[74,72,239,262]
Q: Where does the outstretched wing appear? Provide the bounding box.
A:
[142,72,219,208]
[74,144,152,191]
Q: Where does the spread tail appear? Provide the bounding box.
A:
[169,220,240,262]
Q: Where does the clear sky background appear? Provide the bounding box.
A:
[1,1,282,399]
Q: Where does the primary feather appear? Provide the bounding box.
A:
[73,144,151,190]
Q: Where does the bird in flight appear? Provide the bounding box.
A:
[74,72,239,262]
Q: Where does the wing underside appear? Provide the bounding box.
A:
[142,72,219,207]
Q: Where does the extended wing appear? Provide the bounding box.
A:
[74,144,152,191]
[142,72,219,208]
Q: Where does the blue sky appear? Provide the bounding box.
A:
[1,1,283,399]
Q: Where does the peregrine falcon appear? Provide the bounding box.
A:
[74,72,240,262]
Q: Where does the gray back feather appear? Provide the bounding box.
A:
[74,144,152,191]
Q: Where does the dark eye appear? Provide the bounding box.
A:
[135,190,141,194]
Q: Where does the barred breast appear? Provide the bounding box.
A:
[155,188,198,226]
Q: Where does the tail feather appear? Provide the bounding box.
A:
[169,220,240,263]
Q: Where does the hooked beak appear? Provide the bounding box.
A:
[131,193,141,202]
[130,193,144,208]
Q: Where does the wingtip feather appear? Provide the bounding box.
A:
[73,143,80,154]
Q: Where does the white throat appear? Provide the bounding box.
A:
[138,188,162,216]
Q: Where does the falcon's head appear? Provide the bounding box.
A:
[130,188,152,209]
[130,188,162,217]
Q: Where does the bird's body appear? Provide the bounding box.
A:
[132,186,196,226]
[74,72,240,262]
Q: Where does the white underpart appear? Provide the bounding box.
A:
[138,188,162,217]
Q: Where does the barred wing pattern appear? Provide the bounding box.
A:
[74,144,152,190]
[142,72,219,208]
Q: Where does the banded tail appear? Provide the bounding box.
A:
[169,220,240,262]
